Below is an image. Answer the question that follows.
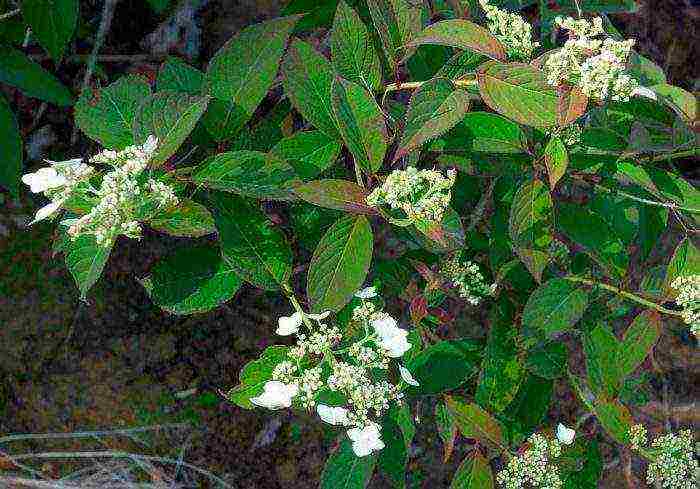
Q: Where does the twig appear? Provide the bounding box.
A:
[32,53,169,64]
[71,0,120,144]
[466,178,496,234]
[0,423,190,445]
[0,8,20,21]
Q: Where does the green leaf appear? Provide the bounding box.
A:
[411,206,465,252]
[331,0,382,91]
[522,278,589,339]
[141,244,242,315]
[446,396,504,450]
[433,111,526,154]
[228,345,290,408]
[147,199,215,237]
[525,341,568,379]
[193,150,297,200]
[628,52,666,86]
[366,0,422,67]
[594,399,633,444]
[437,50,489,81]
[133,91,208,166]
[665,238,700,293]
[205,16,299,134]
[450,452,494,489]
[21,0,77,61]
[157,56,204,94]
[321,438,376,489]
[270,130,341,180]
[211,192,292,290]
[62,234,113,300]
[74,75,151,150]
[562,439,603,489]
[293,179,376,214]
[435,402,457,462]
[637,204,668,262]
[395,77,471,160]
[407,339,482,395]
[307,215,373,313]
[650,83,697,121]
[0,45,73,106]
[331,78,388,173]
[146,0,170,13]
[477,61,587,128]
[509,179,553,281]
[617,310,661,380]
[0,95,22,198]
[584,325,621,398]
[377,411,407,488]
[409,19,506,61]
[556,202,628,279]
[544,136,568,189]
[282,39,341,140]
[500,374,554,445]
[476,300,525,413]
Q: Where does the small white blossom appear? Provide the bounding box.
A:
[497,433,563,489]
[479,0,539,61]
[22,167,67,193]
[277,312,303,336]
[347,423,385,457]
[308,311,331,321]
[556,423,576,445]
[317,404,350,426]
[629,424,648,451]
[645,429,698,489]
[371,313,411,358]
[398,365,419,386]
[355,286,378,299]
[30,201,62,224]
[671,275,700,338]
[250,381,299,410]
[441,256,496,305]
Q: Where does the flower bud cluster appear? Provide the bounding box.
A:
[496,433,563,489]
[671,275,700,338]
[440,255,496,305]
[366,167,456,223]
[479,0,539,61]
[250,287,418,457]
[629,424,699,489]
[544,16,638,102]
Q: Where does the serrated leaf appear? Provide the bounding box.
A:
[270,130,341,179]
[378,411,407,488]
[508,179,553,281]
[522,278,589,339]
[282,39,341,140]
[435,402,458,462]
[445,396,504,450]
[617,310,660,380]
[584,325,621,398]
[544,136,568,189]
[437,49,490,81]
[331,0,382,92]
[211,192,292,290]
[307,215,373,313]
[321,438,376,489]
[500,374,554,445]
[433,111,526,154]
[62,234,113,300]
[0,95,22,198]
[157,56,204,94]
[395,77,470,160]
[21,0,77,61]
[637,204,668,262]
[650,83,697,121]
[205,16,299,134]
[594,399,633,445]
[478,61,587,128]
[562,439,603,489]
[366,0,422,67]
[409,19,506,61]
[411,206,465,252]
[407,340,482,395]
[228,345,290,408]
[147,199,215,237]
[193,150,297,200]
[525,341,568,379]
[74,75,151,150]
[293,179,376,214]
[0,45,73,106]
[132,91,208,166]
[450,452,494,489]
[331,78,388,173]
[141,244,242,315]
[665,238,700,293]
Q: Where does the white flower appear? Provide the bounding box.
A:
[308,311,331,321]
[276,312,303,336]
[142,135,158,156]
[250,381,299,410]
[347,423,385,457]
[317,404,350,426]
[632,86,658,100]
[398,365,419,386]
[556,423,576,445]
[370,314,398,337]
[371,314,411,358]
[22,167,67,193]
[29,201,62,224]
[355,286,378,299]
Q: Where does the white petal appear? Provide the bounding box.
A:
[308,311,331,321]
[371,314,398,339]
[30,201,61,225]
[631,86,657,101]
[347,423,384,457]
[22,167,67,193]
[399,365,419,386]
[355,286,378,299]
[317,404,349,426]
[250,381,298,410]
[142,135,159,155]
[276,312,303,336]
[556,423,576,445]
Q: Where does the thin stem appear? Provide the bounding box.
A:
[354,159,365,188]
[383,77,478,94]
[285,287,315,331]
[565,276,683,317]
[649,148,699,163]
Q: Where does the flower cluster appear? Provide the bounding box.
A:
[250,287,418,457]
[366,167,456,223]
[629,425,699,489]
[440,255,496,305]
[497,433,563,489]
[671,275,700,338]
[544,16,638,102]
[479,0,538,61]
[559,124,582,147]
